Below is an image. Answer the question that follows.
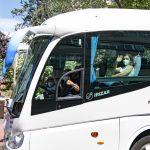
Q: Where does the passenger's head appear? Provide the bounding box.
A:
[123,54,133,66]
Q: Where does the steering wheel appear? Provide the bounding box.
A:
[39,76,56,94]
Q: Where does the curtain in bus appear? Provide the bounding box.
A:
[128,55,141,76]
[90,36,99,83]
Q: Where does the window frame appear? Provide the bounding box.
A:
[56,68,84,101]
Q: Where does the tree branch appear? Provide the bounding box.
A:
[115,0,122,8]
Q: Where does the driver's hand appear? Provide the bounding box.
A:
[66,80,80,92]
[66,80,74,86]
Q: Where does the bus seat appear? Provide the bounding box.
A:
[128,55,141,76]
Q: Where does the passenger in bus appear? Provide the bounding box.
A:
[112,54,134,77]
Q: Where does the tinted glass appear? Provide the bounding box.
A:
[86,31,150,101]
[32,34,85,115]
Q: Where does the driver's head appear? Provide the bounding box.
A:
[47,77,55,87]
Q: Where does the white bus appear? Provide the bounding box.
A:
[3,8,150,150]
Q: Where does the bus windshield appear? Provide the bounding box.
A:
[12,35,53,102]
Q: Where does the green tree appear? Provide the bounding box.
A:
[11,0,42,27]
[112,0,150,9]
[11,0,106,27]
[11,0,150,28]
[122,0,150,9]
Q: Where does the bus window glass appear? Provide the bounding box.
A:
[12,35,53,101]
[10,35,53,117]
[32,34,84,115]
[87,31,150,100]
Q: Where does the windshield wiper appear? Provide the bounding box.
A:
[5,106,17,118]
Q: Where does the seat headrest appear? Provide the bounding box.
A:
[128,55,141,76]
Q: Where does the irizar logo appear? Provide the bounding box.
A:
[94,90,110,98]
[86,92,93,100]
[86,90,110,100]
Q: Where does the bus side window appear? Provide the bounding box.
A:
[86,31,150,101]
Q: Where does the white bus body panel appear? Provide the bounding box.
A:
[10,85,150,150]
[16,86,150,131]
[120,116,150,150]
[30,119,119,150]
[15,9,150,38]
[43,9,150,36]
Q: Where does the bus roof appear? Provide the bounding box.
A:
[38,8,150,37]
